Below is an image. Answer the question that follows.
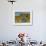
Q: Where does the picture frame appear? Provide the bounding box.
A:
[13,10,33,26]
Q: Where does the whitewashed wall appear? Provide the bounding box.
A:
[0,0,46,42]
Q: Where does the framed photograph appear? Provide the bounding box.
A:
[14,11,33,26]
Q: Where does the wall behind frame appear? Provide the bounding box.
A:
[0,0,46,41]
